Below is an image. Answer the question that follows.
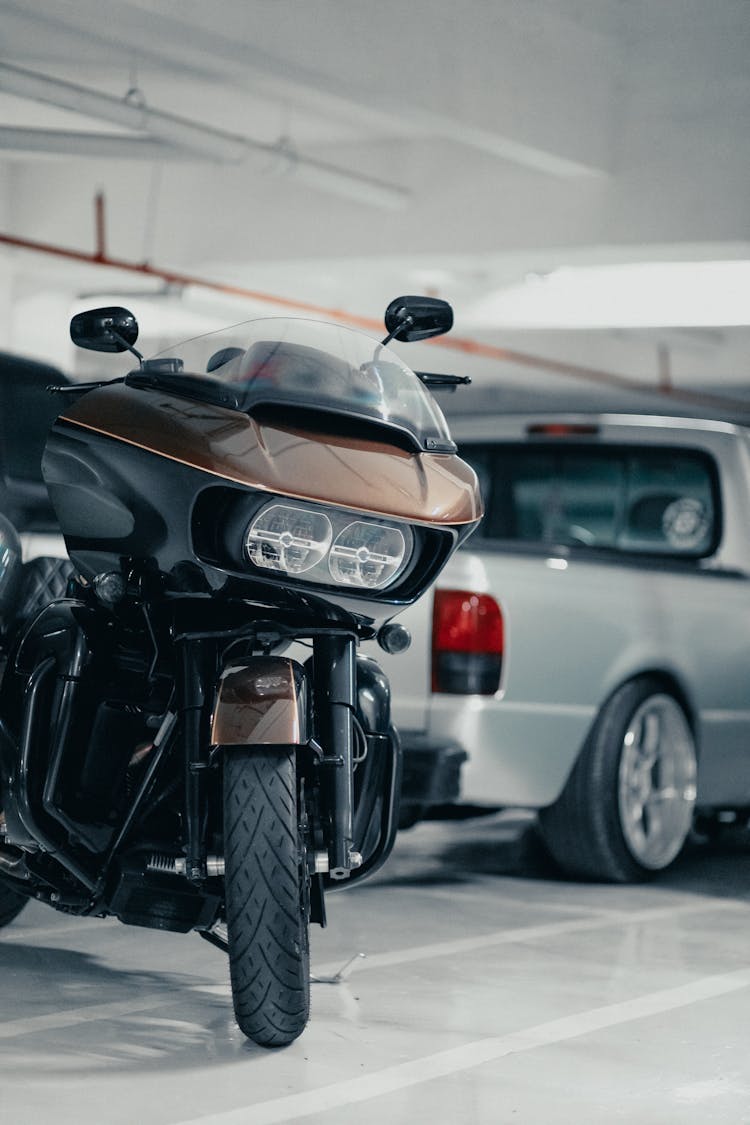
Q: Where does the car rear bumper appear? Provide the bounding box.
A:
[399,733,467,827]
[427,698,596,808]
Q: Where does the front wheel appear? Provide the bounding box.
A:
[538,679,697,882]
[223,747,310,1047]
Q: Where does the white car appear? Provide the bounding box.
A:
[379,407,750,881]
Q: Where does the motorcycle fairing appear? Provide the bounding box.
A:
[211,658,309,746]
[43,392,474,620]
[55,383,480,526]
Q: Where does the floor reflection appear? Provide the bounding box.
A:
[0,937,257,1074]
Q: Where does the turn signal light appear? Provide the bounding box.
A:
[431,589,503,694]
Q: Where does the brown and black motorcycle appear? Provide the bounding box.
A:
[0,297,481,1046]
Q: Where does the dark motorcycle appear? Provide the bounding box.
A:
[0,297,481,1046]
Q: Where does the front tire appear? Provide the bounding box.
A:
[223,747,310,1047]
[538,678,697,882]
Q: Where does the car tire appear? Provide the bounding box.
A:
[538,678,697,882]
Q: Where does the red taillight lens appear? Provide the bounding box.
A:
[526,423,599,436]
[432,589,503,694]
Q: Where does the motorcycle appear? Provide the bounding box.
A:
[0,296,481,1046]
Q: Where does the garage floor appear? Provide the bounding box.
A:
[2,812,750,1125]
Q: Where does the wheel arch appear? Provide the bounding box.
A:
[597,667,698,741]
[552,665,700,806]
[539,669,699,881]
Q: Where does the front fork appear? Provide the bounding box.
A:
[194,632,361,881]
[178,640,208,884]
[204,631,397,887]
[311,635,359,879]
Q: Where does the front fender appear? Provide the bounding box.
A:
[211,657,309,746]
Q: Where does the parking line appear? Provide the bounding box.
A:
[176,966,750,1125]
[1,899,744,1040]
[312,898,749,979]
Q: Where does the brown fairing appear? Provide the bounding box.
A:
[211,657,309,746]
[60,384,481,526]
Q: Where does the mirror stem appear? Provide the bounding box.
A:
[110,330,144,368]
[381,313,414,347]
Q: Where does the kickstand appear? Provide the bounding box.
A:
[311,952,366,984]
[199,922,229,953]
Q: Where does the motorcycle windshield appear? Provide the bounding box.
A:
[149,317,455,452]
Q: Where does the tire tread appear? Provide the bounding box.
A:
[224,747,309,1047]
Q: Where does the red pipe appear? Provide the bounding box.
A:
[94,192,106,261]
[0,228,746,414]
[0,230,384,330]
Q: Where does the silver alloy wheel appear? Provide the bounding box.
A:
[617,693,697,869]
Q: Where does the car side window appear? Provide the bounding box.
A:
[463,442,719,558]
[621,452,714,553]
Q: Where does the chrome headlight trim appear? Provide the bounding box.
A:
[242,499,414,592]
[329,521,408,589]
[244,503,333,575]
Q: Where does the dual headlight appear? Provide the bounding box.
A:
[243,500,414,590]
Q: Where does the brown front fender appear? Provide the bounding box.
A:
[211,657,309,746]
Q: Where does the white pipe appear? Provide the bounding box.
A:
[0,62,409,208]
[0,126,188,160]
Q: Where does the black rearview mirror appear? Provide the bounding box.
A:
[383,295,453,344]
[70,307,139,353]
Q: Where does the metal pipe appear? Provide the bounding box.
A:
[41,629,92,847]
[94,710,177,898]
[0,62,409,209]
[0,845,30,880]
[0,225,746,414]
[0,126,185,161]
[178,641,206,884]
[315,635,356,878]
[16,656,96,892]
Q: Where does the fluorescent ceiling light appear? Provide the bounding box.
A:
[465,261,750,329]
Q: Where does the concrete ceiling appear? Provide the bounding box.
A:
[0,0,748,402]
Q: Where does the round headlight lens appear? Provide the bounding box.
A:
[329,521,408,588]
[244,504,332,574]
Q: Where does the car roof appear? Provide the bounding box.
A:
[438,383,750,429]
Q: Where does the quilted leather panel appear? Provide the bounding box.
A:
[14,556,76,624]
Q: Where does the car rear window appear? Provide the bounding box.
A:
[462,442,719,558]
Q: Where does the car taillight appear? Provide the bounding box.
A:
[526,423,599,436]
[431,589,503,694]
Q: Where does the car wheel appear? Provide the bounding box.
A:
[538,678,697,882]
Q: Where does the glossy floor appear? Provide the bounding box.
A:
[2,813,750,1125]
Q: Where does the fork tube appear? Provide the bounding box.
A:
[177,640,206,883]
[314,635,356,878]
